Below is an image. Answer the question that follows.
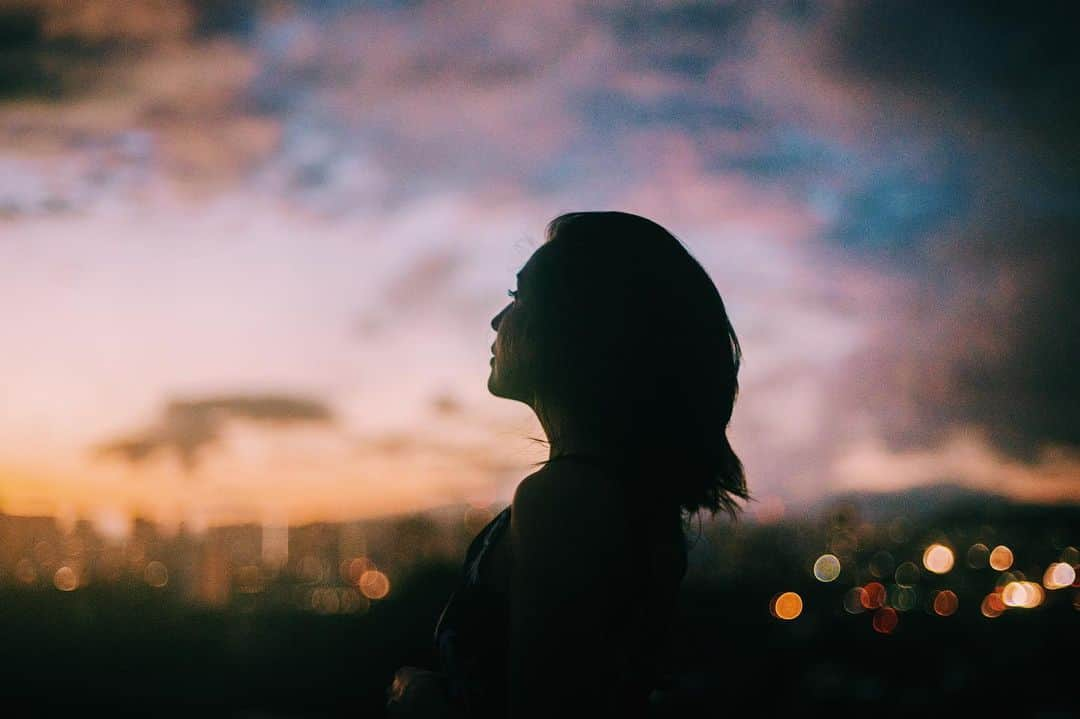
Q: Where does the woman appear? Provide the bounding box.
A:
[386,211,748,718]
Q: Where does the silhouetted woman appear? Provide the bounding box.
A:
[386,211,748,718]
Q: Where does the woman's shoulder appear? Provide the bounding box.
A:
[510,460,635,562]
[512,459,628,517]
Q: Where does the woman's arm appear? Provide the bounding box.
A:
[507,467,635,718]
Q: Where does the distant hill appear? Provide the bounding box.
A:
[808,483,1080,525]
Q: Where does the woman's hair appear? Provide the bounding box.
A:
[519,211,749,520]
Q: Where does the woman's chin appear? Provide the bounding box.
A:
[486,371,502,397]
[487,370,518,401]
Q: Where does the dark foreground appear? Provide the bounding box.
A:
[0,488,1075,717]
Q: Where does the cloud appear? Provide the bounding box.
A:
[382,248,463,311]
[809,1,1080,461]
[824,1,1080,167]
[92,393,335,471]
[7,0,1077,514]
[831,426,1080,504]
[722,2,1080,476]
[0,0,274,217]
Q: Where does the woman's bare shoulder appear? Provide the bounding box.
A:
[512,460,626,514]
[511,461,632,559]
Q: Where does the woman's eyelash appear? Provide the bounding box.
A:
[507,289,518,300]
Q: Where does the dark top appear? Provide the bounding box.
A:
[432,453,688,718]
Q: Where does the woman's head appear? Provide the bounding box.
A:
[489,211,748,518]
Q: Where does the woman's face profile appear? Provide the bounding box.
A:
[488,261,535,405]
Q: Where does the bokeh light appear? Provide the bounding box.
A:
[53,566,78,592]
[989,545,1014,571]
[861,582,886,610]
[932,590,958,616]
[966,543,989,568]
[872,607,898,634]
[844,587,867,614]
[895,561,920,587]
[1002,581,1044,608]
[344,556,376,584]
[770,592,803,620]
[144,561,169,588]
[34,541,56,566]
[15,558,37,585]
[358,569,391,600]
[1043,563,1076,590]
[981,593,1005,618]
[813,554,841,582]
[1025,581,1045,607]
[888,584,918,612]
[922,544,955,574]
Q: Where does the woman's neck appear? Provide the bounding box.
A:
[546,436,626,464]
[534,401,631,464]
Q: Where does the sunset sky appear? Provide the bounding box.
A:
[2,1,1077,531]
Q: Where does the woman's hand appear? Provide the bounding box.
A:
[385,666,458,718]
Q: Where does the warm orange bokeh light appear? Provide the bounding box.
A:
[1002,581,1043,608]
[933,589,958,616]
[989,545,1014,571]
[771,591,803,620]
[981,593,1005,618]
[1043,562,1076,590]
[53,566,78,592]
[922,544,955,574]
[358,569,391,600]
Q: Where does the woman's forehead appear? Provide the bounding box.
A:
[517,248,547,285]
[519,240,561,279]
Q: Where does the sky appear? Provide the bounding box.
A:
[1,0,1078,531]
